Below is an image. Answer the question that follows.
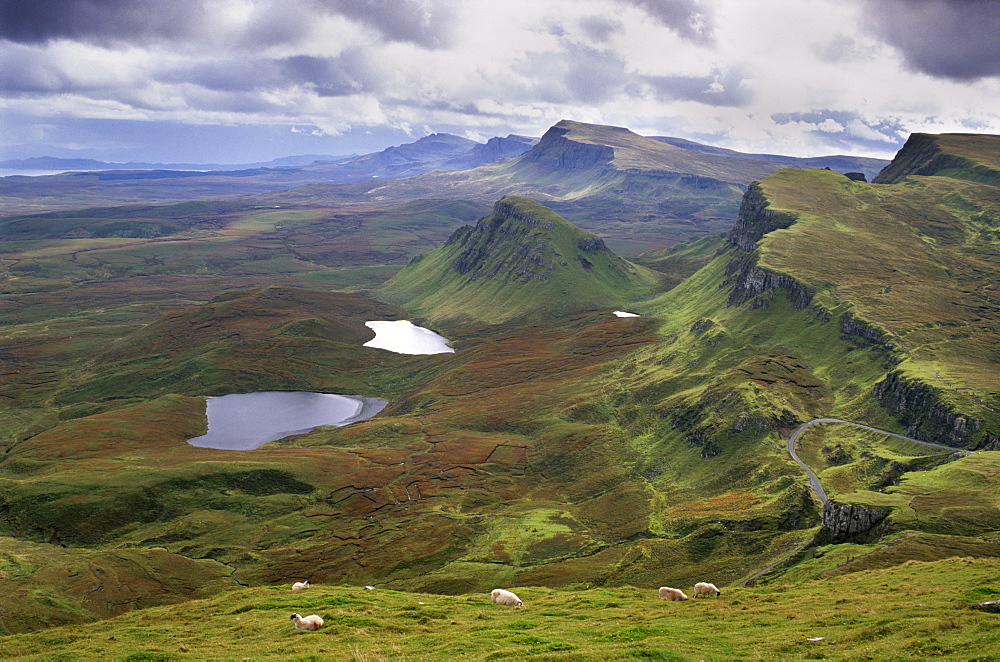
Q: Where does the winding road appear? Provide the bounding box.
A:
[736,420,974,587]
[786,417,973,505]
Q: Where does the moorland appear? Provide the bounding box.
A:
[0,121,998,659]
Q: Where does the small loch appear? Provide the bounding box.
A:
[187,391,387,451]
[363,320,455,355]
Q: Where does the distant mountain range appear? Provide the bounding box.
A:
[2,120,892,251]
[0,154,355,172]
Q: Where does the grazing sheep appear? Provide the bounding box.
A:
[291,580,311,591]
[289,613,323,630]
[693,582,721,598]
[490,588,523,607]
[658,587,689,601]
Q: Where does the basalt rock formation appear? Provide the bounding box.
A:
[821,502,891,543]
[872,372,991,449]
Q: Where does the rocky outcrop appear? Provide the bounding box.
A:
[821,502,890,543]
[971,601,1000,613]
[872,372,990,449]
[722,184,814,310]
[491,199,557,229]
[839,312,896,351]
[577,236,605,252]
[727,182,798,251]
[723,250,814,310]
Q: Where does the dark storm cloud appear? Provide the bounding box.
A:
[0,0,454,49]
[0,0,204,45]
[615,0,713,44]
[645,67,752,107]
[863,0,1000,80]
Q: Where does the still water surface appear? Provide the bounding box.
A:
[363,320,454,355]
[187,391,387,451]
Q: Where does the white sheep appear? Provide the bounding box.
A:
[693,582,721,598]
[289,613,323,630]
[658,586,689,601]
[490,588,523,607]
[291,580,311,591]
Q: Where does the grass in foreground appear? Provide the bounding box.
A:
[1,557,998,660]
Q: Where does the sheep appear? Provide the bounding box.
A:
[693,582,721,598]
[658,586,689,601]
[291,580,311,591]
[289,613,323,630]
[490,588,523,607]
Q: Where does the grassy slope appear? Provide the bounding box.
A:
[2,557,999,659]
[755,167,1000,407]
[379,196,662,326]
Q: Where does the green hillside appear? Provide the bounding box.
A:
[2,557,999,659]
[378,196,662,325]
[604,133,1000,558]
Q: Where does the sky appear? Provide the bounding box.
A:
[2,0,999,164]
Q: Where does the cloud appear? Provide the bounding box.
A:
[615,0,714,44]
[862,0,1000,80]
[645,66,753,107]
[318,0,456,49]
[0,0,206,46]
[579,15,623,43]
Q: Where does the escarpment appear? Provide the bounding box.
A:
[727,182,799,251]
[873,372,995,449]
[839,312,897,352]
[722,183,814,310]
[518,124,616,172]
[874,133,1000,185]
[723,250,814,310]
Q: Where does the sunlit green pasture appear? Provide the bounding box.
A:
[2,557,999,660]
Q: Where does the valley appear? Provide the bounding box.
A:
[0,122,998,658]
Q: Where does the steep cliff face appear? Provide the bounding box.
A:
[873,133,1000,185]
[723,250,815,310]
[872,372,996,449]
[821,502,890,543]
[722,183,814,310]
[517,124,617,172]
[727,182,799,251]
